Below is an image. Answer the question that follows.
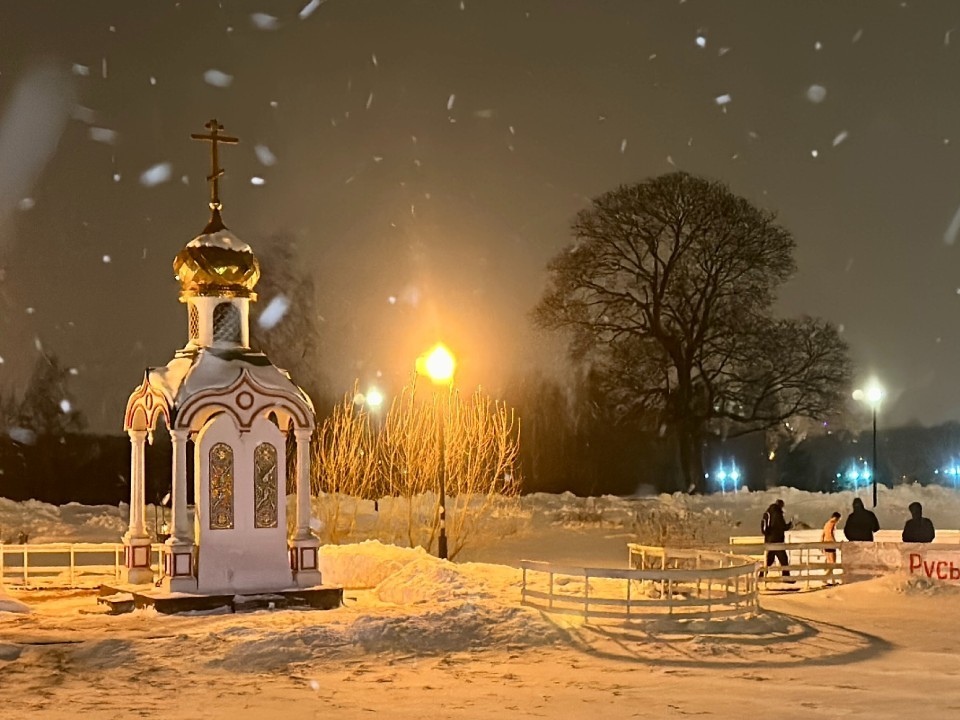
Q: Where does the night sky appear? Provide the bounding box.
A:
[2,0,960,432]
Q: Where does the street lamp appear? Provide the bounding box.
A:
[418,343,456,559]
[853,379,885,508]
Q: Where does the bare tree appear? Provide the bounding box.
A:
[534,172,851,492]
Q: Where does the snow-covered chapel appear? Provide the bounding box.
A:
[120,119,321,595]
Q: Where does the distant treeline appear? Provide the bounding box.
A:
[2,421,960,505]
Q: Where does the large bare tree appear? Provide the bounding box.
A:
[534,172,851,492]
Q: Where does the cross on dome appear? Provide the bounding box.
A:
[190,118,239,233]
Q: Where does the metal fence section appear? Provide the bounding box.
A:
[727,539,845,590]
[0,543,165,588]
[520,545,759,622]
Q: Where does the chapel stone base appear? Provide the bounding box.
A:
[122,536,154,586]
[97,583,342,615]
[289,537,323,588]
[160,542,198,593]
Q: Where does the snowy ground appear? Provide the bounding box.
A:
[3,486,960,718]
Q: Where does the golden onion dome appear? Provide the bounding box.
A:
[173,209,260,300]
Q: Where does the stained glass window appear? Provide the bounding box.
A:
[209,442,234,529]
[254,443,279,529]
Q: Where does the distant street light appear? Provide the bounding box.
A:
[418,343,457,560]
[853,379,885,508]
[365,387,384,410]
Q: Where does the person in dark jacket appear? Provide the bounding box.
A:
[902,502,935,543]
[844,497,880,541]
[761,499,793,577]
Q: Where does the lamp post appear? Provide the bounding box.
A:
[853,380,885,508]
[418,343,456,560]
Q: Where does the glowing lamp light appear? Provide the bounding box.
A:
[711,461,743,494]
[418,343,456,384]
[366,388,384,409]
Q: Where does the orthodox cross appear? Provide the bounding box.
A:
[191,119,239,215]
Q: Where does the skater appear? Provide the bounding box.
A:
[761,499,792,578]
[902,501,935,543]
[844,497,880,541]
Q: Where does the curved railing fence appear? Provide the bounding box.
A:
[0,543,165,588]
[520,544,759,621]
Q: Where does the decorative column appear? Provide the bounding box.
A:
[289,428,321,587]
[123,429,153,584]
[163,428,197,592]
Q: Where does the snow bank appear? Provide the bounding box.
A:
[0,590,30,613]
[318,540,427,588]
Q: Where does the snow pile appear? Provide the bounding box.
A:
[318,540,427,588]
[0,498,128,543]
[0,589,30,613]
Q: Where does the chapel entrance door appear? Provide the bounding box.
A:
[194,414,292,593]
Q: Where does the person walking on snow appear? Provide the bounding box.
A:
[821,511,841,564]
[761,499,792,577]
[902,501,935,543]
[844,497,880,541]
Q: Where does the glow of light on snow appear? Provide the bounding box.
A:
[943,204,960,245]
[806,84,827,103]
[102,255,111,263]
[299,0,324,19]
[59,399,72,413]
[18,198,35,211]
[620,138,628,153]
[89,127,117,144]
[258,295,290,329]
[139,162,172,187]
[832,130,849,147]
[250,176,265,186]
[254,144,277,166]
[250,13,279,30]
[695,34,706,48]
[714,93,732,105]
[203,69,234,88]
[72,64,90,77]
[447,94,456,110]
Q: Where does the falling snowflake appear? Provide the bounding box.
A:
[620,138,628,153]
[72,63,90,77]
[832,130,849,147]
[814,41,822,51]
[447,94,456,110]
[811,149,819,158]
[102,255,111,263]
[714,93,732,105]
[258,295,290,329]
[203,69,233,88]
[852,28,863,43]
[299,0,325,19]
[806,84,827,103]
[250,13,279,30]
[18,198,35,211]
[140,162,172,187]
[89,127,117,144]
[113,173,121,182]
[695,34,707,48]
[250,176,265,186]
[59,399,72,413]
[366,93,374,110]
[371,53,378,67]
[149,76,157,86]
[254,144,277,166]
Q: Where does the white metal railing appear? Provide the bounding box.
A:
[520,545,759,622]
[0,543,165,588]
[728,539,845,590]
